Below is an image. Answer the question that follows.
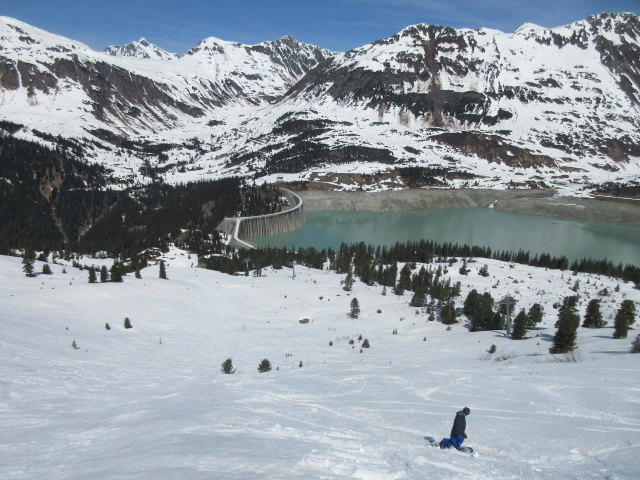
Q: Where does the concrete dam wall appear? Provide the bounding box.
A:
[217,189,306,249]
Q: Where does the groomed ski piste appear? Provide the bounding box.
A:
[1,248,639,480]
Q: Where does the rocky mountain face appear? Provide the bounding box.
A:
[0,13,638,194]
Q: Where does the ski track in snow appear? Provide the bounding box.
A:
[1,250,639,479]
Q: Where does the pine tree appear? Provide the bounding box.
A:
[135,269,141,279]
[582,299,604,328]
[100,265,109,283]
[478,264,490,277]
[630,334,640,353]
[110,261,123,282]
[350,297,361,318]
[464,290,494,331]
[526,303,544,328]
[550,296,580,353]
[511,309,528,340]
[398,263,412,291]
[124,317,133,329]
[42,263,52,275]
[22,248,35,277]
[459,263,468,275]
[441,300,457,325]
[342,271,354,291]
[88,267,97,283]
[489,312,504,330]
[258,358,272,373]
[613,300,637,339]
[464,289,481,330]
[159,260,167,279]
[221,358,236,374]
[409,287,426,307]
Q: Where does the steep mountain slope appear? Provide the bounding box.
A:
[0,14,638,193]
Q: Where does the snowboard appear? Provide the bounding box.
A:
[425,436,474,455]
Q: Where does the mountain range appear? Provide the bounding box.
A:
[0,13,639,194]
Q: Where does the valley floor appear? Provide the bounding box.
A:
[298,189,640,226]
[1,251,639,479]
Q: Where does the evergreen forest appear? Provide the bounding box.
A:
[0,130,284,258]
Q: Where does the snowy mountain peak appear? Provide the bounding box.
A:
[513,22,546,34]
[103,38,177,60]
[184,36,244,57]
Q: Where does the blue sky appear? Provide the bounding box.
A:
[2,0,638,53]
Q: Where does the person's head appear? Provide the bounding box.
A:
[463,407,470,415]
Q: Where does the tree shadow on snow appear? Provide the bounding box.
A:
[491,332,510,338]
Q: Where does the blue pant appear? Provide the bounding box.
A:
[440,434,465,449]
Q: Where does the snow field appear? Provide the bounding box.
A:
[1,250,639,479]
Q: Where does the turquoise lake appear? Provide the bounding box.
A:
[249,208,640,266]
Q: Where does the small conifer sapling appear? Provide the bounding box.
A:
[350,297,360,318]
[221,358,236,374]
[258,358,272,372]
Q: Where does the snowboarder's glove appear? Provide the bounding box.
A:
[463,433,467,438]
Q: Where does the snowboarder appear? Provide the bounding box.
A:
[439,407,470,450]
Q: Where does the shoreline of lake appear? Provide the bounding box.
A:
[295,189,640,226]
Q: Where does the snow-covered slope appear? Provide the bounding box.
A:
[1,251,639,479]
[0,14,638,193]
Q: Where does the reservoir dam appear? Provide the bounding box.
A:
[216,188,306,249]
